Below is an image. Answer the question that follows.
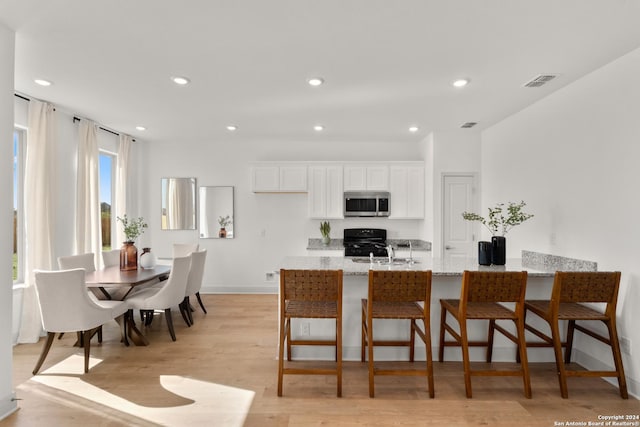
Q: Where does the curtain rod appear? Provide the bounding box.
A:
[72,117,135,141]
[14,93,134,141]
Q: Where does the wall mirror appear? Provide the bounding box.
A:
[161,177,197,230]
[199,186,234,239]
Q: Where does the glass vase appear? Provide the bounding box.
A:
[120,242,138,271]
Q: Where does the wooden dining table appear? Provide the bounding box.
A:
[85,265,171,346]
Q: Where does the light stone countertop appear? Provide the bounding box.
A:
[279,256,558,277]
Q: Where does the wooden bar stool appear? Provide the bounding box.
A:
[523,271,628,399]
[277,269,343,397]
[361,270,434,398]
[439,270,531,398]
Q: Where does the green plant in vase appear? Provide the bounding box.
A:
[116,215,147,271]
[462,201,533,266]
[320,221,331,245]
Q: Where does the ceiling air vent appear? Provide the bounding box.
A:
[461,122,477,128]
[523,74,558,88]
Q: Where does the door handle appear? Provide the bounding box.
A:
[445,245,453,250]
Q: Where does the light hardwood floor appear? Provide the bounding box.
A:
[4,294,638,426]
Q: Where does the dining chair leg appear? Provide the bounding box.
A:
[97,326,103,343]
[195,292,207,314]
[606,319,629,399]
[438,306,447,362]
[179,298,192,327]
[184,296,194,325]
[32,332,56,375]
[277,313,287,396]
[165,308,177,341]
[460,318,473,398]
[83,329,93,373]
[515,317,532,398]
[486,319,496,362]
[550,318,569,398]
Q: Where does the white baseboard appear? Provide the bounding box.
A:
[0,392,18,422]
[573,348,639,399]
[200,284,278,294]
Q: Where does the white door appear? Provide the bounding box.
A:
[442,174,476,259]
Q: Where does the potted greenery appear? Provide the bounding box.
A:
[218,215,232,238]
[117,215,147,271]
[462,201,533,265]
[320,221,331,246]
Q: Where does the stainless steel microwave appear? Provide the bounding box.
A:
[344,191,390,217]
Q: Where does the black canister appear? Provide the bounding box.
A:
[478,241,492,265]
[491,236,506,265]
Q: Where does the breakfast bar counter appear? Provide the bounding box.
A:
[278,253,596,362]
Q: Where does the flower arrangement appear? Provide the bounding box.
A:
[218,215,232,228]
[462,201,533,236]
[320,221,331,238]
[117,215,147,242]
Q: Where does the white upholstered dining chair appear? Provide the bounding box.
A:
[125,254,192,341]
[172,243,199,258]
[180,249,208,325]
[102,249,121,267]
[32,268,130,374]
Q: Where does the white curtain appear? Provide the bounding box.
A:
[115,134,132,247]
[18,100,56,343]
[75,120,101,263]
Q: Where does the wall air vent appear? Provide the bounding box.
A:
[524,74,558,88]
[461,122,477,128]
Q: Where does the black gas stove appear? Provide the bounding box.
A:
[343,228,387,257]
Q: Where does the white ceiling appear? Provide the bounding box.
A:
[2,0,640,144]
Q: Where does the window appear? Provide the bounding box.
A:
[99,151,116,250]
[13,129,25,283]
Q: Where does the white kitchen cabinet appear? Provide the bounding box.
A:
[343,164,389,191]
[251,164,307,192]
[389,164,425,218]
[308,165,343,218]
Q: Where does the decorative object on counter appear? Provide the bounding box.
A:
[491,236,507,265]
[462,201,534,265]
[139,247,157,269]
[320,221,331,245]
[117,215,147,271]
[218,214,232,238]
[478,241,492,266]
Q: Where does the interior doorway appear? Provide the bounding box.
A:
[442,174,477,259]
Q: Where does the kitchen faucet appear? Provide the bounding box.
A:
[386,245,394,263]
[408,241,413,263]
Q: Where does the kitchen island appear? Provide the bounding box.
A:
[279,253,595,362]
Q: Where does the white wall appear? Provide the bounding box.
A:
[482,47,640,396]
[142,139,426,292]
[0,22,17,420]
[429,130,481,257]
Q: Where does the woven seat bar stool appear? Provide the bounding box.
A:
[523,271,628,399]
[277,269,343,397]
[362,270,434,398]
[439,270,531,398]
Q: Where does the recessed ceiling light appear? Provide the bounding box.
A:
[135,126,146,131]
[452,79,470,88]
[313,125,324,132]
[226,125,237,131]
[307,77,324,87]
[409,126,419,133]
[171,76,191,85]
[34,79,52,86]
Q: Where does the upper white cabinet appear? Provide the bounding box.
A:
[251,164,307,192]
[343,164,389,191]
[308,165,344,218]
[389,164,425,218]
